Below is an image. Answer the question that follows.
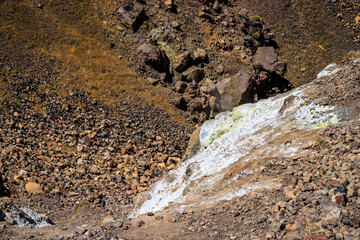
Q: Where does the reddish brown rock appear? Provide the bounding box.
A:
[213,65,255,111]
[335,195,347,206]
[174,52,193,72]
[25,182,43,194]
[121,148,127,155]
[138,43,170,73]
[117,2,146,32]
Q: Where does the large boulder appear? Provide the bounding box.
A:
[212,65,255,111]
[138,43,170,73]
[117,2,146,32]
[254,46,278,71]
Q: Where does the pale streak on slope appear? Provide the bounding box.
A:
[131,65,342,217]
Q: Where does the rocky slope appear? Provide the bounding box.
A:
[112,0,359,122]
[2,47,359,240]
[0,0,359,240]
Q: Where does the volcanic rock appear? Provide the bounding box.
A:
[174,52,193,72]
[136,220,145,227]
[182,67,205,83]
[213,65,255,111]
[322,206,341,226]
[273,61,286,75]
[89,165,100,175]
[254,46,278,71]
[3,206,54,228]
[173,96,187,111]
[193,48,208,63]
[117,2,146,32]
[175,81,187,93]
[138,43,170,73]
[25,183,43,194]
[164,0,174,10]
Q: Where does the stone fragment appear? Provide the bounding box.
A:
[117,2,146,32]
[182,68,205,83]
[273,61,286,75]
[215,64,224,74]
[80,135,91,147]
[173,96,187,111]
[160,72,168,82]
[116,174,123,183]
[138,43,170,73]
[171,20,180,29]
[193,48,208,63]
[322,206,341,226]
[286,220,304,231]
[89,165,100,175]
[102,215,115,224]
[349,218,359,228]
[254,46,278,71]
[303,173,312,183]
[285,231,301,240]
[349,141,358,150]
[269,221,285,232]
[147,77,159,85]
[213,1,220,11]
[198,7,213,21]
[334,186,347,195]
[174,52,193,72]
[189,99,202,113]
[175,81,187,93]
[4,206,54,228]
[347,187,356,197]
[136,220,145,227]
[25,182,43,194]
[335,233,343,240]
[125,142,133,151]
[213,65,255,111]
[355,16,360,24]
[256,215,268,223]
[164,0,174,10]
